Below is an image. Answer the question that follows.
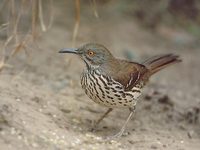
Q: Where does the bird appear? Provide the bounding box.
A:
[59,43,181,139]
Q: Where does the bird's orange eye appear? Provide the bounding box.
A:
[88,50,95,56]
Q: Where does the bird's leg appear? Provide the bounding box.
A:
[91,108,113,131]
[106,106,136,140]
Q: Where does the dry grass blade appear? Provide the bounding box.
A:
[13,0,25,44]
[0,0,52,73]
[0,52,5,73]
[72,0,80,47]
[0,60,5,72]
[0,23,9,32]
[0,60,6,72]
[0,35,14,72]
[32,0,39,40]
[11,39,26,57]
[39,0,46,32]
[47,0,54,30]
[3,35,14,50]
[7,0,16,36]
[0,58,13,72]
[39,0,54,32]
[11,67,27,81]
[11,34,31,57]
[0,0,7,10]
[91,0,99,18]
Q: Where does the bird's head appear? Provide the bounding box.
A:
[59,43,114,69]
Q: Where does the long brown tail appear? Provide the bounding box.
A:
[143,54,181,75]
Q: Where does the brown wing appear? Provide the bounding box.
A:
[112,60,148,91]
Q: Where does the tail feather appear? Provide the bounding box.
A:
[143,54,181,75]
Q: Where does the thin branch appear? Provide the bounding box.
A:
[13,0,25,44]
[47,0,54,30]
[39,0,46,32]
[91,0,99,18]
[0,23,9,32]
[32,0,39,40]
[11,33,32,57]
[0,59,13,72]
[7,0,15,37]
[72,0,80,47]
[0,0,8,12]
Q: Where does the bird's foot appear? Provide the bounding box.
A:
[89,120,99,132]
[103,130,125,141]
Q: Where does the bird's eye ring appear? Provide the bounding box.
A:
[88,50,95,56]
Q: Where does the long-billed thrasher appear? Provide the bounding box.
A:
[59,43,181,139]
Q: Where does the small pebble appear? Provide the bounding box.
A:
[16,98,21,102]
[32,143,39,148]
[151,145,158,149]
[158,95,173,107]
[144,94,152,101]
[187,131,194,139]
[180,140,184,144]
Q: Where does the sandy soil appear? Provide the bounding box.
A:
[0,1,200,150]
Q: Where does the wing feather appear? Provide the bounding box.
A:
[111,60,148,91]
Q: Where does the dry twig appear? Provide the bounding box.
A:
[72,0,80,47]
[91,0,99,18]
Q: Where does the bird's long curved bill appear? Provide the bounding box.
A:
[59,48,78,54]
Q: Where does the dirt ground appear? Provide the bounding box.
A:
[0,1,200,150]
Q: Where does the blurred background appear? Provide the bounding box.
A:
[0,0,200,150]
